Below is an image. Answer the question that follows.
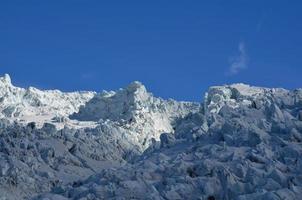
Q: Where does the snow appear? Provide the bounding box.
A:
[0,74,96,129]
[0,74,301,200]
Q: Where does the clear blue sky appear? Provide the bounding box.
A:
[0,1,301,101]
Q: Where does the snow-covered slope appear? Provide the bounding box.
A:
[0,74,95,128]
[0,74,199,199]
[71,81,200,150]
[38,84,302,200]
[0,74,301,200]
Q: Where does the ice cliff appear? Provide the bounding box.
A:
[0,74,301,200]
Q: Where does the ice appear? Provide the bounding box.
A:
[0,74,301,199]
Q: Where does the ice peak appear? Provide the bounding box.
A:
[205,83,270,114]
[128,81,144,88]
[126,81,146,92]
[0,73,12,86]
[208,83,266,98]
[124,81,149,102]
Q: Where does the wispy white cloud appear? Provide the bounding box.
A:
[228,42,248,75]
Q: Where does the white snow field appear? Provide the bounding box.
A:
[0,74,301,200]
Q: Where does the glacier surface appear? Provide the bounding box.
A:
[0,74,301,200]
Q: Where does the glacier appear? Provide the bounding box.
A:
[0,74,301,200]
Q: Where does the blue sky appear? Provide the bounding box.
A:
[0,1,301,101]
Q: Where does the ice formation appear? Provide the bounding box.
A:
[0,74,301,200]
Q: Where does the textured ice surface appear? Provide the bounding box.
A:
[0,74,95,129]
[0,75,301,200]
